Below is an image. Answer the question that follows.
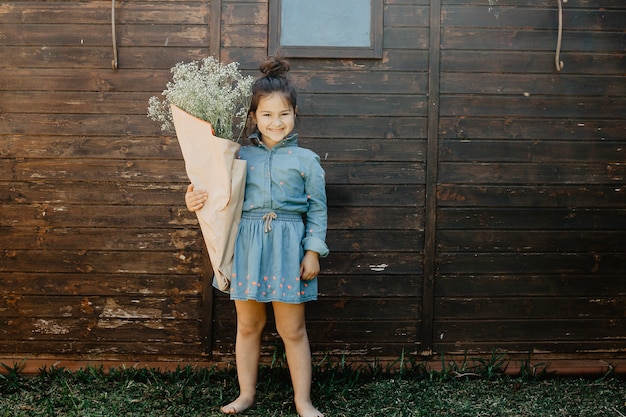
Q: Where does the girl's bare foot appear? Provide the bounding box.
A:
[296,401,324,417]
[221,395,255,414]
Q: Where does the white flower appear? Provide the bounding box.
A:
[147,57,254,141]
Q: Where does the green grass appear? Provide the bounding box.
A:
[0,356,624,417]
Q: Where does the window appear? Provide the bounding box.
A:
[269,0,383,59]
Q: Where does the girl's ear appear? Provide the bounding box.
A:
[294,105,298,116]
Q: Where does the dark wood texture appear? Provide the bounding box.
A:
[1,0,624,363]
[1,0,212,360]
[433,0,626,353]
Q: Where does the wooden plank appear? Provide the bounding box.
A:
[300,94,427,117]
[290,71,428,95]
[0,46,210,70]
[383,27,429,49]
[300,116,427,139]
[213,320,421,346]
[0,24,209,47]
[328,207,423,230]
[0,295,201,320]
[0,2,209,25]
[328,230,423,252]
[322,252,424,276]
[442,0,625,8]
[328,185,425,207]
[326,162,425,185]
[433,340,626,354]
[0,113,165,136]
[443,7,625,31]
[438,208,626,229]
[434,319,626,342]
[436,185,626,208]
[440,118,625,141]
[441,50,626,75]
[0,340,204,357]
[0,272,202,297]
[0,205,193,228]
[222,2,267,25]
[0,69,170,92]
[222,24,267,47]
[0,227,202,251]
[3,160,423,184]
[308,299,421,321]
[435,274,626,297]
[0,135,184,160]
[303,138,427,162]
[1,159,188,183]
[440,140,626,163]
[385,4,429,27]
[438,230,626,252]
[439,162,624,185]
[439,96,625,119]
[1,92,164,114]
[435,297,626,319]
[0,181,189,206]
[1,250,204,275]
[422,0,443,354]
[318,274,424,298]
[441,73,626,96]
[442,29,624,52]
[437,253,626,275]
[0,317,202,343]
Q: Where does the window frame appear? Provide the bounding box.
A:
[269,0,383,59]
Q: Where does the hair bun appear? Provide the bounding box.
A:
[259,54,290,78]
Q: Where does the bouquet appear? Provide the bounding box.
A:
[148,57,253,292]
[148,56,254,141]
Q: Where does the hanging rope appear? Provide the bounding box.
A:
[111,0,118,69]
[555,0,567,71]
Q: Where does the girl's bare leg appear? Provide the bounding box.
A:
[222,300,266,414]
[273,302,324,417]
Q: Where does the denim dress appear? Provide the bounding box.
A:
[223,133,329,304]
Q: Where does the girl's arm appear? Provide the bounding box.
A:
[185,183,208,212]
[302,154,329,258]
[300,251,320,281]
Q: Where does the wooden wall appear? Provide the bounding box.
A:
[433,0,626,353]
[0,0,212,359]
[213,0,430,357]
[1,0,625,364]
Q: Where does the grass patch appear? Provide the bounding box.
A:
[0,356,624,417]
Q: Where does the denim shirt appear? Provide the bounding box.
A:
[238,133,329,257]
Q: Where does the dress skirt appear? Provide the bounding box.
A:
[226,210,318,304]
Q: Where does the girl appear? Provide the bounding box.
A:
[185,55,328,417]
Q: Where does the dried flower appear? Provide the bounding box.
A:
[148,57,254,141]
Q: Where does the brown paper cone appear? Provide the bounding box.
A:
[171,104,246,292]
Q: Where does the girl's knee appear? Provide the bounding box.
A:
[238,316,266,337]
[276,321,307,342]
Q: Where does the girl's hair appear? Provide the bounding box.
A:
[246,54,298,137]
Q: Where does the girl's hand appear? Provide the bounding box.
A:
[300,251,320,281]
[185,184,208,212]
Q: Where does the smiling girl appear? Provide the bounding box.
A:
[185,55,328,417]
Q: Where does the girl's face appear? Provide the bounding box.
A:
[251,92,296,149]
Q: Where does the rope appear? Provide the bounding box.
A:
[262,212,277,233]
[111,0,118,69]
[555,0,567,71]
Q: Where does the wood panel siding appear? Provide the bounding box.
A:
[434,0,626,352]
[1,0,212,359]
[211,0,431,356]
[1,0,625,366]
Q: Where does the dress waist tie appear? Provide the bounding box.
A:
[262,211,277,233]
